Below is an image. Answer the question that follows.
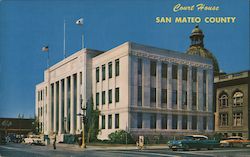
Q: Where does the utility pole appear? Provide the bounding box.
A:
[77,103,87,148]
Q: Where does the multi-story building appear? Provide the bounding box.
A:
[36,49,102,137]
[214,71,250,139]
[94,42,214,139]
[36,26,215,140]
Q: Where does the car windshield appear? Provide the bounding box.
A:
[183,136,193,140]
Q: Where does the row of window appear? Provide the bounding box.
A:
[96,88,120,106]
[136,113,207,130]
[219,91,244,108]
[219,112,243,127]
[101,114,119,129]
[137,87,206,108]
[96,59,120,82]
[138,59,207,82]
[38,90,44,101]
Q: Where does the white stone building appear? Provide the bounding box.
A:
[36,42,214,140]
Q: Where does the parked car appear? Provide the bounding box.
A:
[220,136,250,147]
[168,135,220,151]
[24,135,42,145]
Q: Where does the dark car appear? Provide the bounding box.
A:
[168,135,220,151]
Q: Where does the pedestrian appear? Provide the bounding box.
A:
[53,134,56,150]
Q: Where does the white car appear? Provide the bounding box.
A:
[24,135,42,144]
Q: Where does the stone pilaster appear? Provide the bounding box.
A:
[64,78,68,133]
[187,66,192,111]
[156,113,161,130]
[177,64,182,110]
[58,80,62,134]
[142,59,150,107]
[177,115,182,130]
[156,61,162,108]
[70,75,75,134]
[197,68,204,111]
[167,63,172,109]
[53,83,57,133]
[76,73,81,133]
[167,114,172,130]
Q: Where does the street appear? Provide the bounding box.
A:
[0,143,250,157]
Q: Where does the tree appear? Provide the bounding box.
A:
[85,98,100,143]
[1,120,12,136]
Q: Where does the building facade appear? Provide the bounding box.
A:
[36,41,214,140]
[36,49,102,137]
[93,42,214,140]
[214,71,250,139]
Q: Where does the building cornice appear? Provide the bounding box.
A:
[130,50,213,70]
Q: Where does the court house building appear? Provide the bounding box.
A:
[36,27,215,140]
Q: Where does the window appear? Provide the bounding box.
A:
[219,94,228,108]
[192,67,197,82]
[182,115,187,129]
[108,89,112,104]
[161,114,167,129]
[96,93,99,107]
[172,115,178,129]
[219,113,228,126]
[192,92,197,108]
[182,66,188,80]
[150,61,156,76]
[162,63,167,78]
[150,114,156,129]
[233,91,243,107]
[182,91,187,106]
[192,116,197,130]
[115,88,119,102]
[96,67,100,82]
[108,115,112,129]
[138,86,142,105]
[115,59,120,76]
[203,70,207,83]
[108,62,112,78]
[101,115,105,129]
[203,117,207,130]
[150,88,156,103]
[102,91,106,105]
[102,65,106,80]
[115,114,119,129]
[172,90,177,105]
[161,89,167,103]
[233,112,243,126]
[172,64,178,79]
[137,113,142,128]
[138,59,142,75]
[80,72,82,85]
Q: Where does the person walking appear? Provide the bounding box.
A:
[53,134,56,150]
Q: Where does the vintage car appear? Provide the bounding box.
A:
[24,135,43,145]
[168,135,220,151]
[220,136,250,147]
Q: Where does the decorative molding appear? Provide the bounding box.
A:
[131,50,213,69]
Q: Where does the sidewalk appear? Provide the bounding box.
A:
[55,143,168,151]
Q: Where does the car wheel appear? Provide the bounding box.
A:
[208,146,213,150]
[183,145,189,151]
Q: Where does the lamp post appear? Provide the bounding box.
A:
[77,105,87,148]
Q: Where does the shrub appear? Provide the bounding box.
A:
[108,130,135,144]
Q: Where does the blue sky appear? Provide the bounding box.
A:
[0,0,249,118]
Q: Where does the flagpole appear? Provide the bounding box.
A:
[47,48,50,68]
[64,19,66,59]
[82,33,84,49]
